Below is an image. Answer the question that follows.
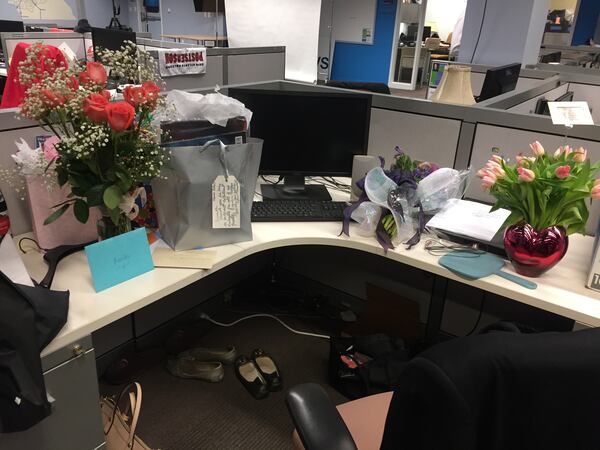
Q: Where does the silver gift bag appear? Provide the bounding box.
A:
[152,138,263,250]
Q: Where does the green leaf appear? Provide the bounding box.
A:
[57,168,69,187]
[86,185,105,207]
[103,185,122,209]
[44,204,70,225]
[73,199,90,224]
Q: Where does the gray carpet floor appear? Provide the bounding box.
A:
[101,315,347,450]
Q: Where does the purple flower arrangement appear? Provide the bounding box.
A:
[342,147,439,251]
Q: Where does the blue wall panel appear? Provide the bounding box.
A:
[330,0,398,84]
[572,0,600,45]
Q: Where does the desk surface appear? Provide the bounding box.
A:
[18,182,600,357]
[161,34,228,41]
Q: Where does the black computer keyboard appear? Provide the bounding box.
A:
[251,200,348,222]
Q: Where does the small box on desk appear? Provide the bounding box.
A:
[586,221,600,292]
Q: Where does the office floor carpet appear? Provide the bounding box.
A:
[100,315,347,450]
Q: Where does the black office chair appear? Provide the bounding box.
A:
[286,327,600,450]
[325,80,391,95]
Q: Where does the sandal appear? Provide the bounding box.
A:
[234,355,269,399]
[251,348,282,392]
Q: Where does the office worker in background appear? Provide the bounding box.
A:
[449,13,464,58]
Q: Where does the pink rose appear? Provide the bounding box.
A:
[555,165,571,179]
[529,141,545,156]
[573,147,587,163]
[476,168,489,178]
[42,136,60,161]
[490,154,503,164]
[518,167,535,182]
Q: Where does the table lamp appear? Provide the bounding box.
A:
[431,65,476,105]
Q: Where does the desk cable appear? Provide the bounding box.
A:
[199,312,330,340]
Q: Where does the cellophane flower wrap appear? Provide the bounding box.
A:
[342,147,440,251]
[18,41,168,239]
[477,141,600,235]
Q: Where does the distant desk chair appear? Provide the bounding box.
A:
[325,80,391,95]
[286,327,600,450]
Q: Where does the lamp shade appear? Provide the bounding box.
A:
[431,65,475,105]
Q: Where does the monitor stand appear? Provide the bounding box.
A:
[260,174,332,201]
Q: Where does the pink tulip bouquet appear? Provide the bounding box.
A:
[478,141,600,235]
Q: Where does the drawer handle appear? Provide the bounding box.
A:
[72,344,85,358]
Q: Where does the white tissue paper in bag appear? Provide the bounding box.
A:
[416,168,470,213]
[160,89,253,126]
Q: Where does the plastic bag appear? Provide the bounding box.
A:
[416,168,470,213]
[351,202,383,237]
[160,89,253,126]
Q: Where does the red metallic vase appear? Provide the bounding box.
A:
[503,223,568,277]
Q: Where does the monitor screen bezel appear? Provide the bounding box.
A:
[228,88,372,177]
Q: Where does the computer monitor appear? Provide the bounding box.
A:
[228,89,371,201]
[534,91,574,116]
[194,0,225,12]
[0,20,24,55]
[92,27,136,60]
[422,26,431,40]
[477,63,521,102]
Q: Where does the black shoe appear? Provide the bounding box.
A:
[251,348,282,392]
[234,355,269,399]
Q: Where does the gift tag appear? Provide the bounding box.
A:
[212,175,241,229]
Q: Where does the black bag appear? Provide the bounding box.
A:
[0,271,69,433]
[329,333,410,400]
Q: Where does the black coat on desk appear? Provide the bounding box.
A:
[0,272,68,433]
[381,325,600,450]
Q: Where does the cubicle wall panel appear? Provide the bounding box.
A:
[568,83,600,124]
[227,53,286,85]
[162,55,224,91]
[465,123,600,234]
[507,84,569,115]
[368,108,460,168]
[0,125,50,235]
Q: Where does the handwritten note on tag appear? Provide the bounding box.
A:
[548,101,594,126]
[212,175,241,229]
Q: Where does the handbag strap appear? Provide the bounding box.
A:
[104,382,143,447]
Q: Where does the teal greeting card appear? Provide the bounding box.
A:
[85,228,154,292]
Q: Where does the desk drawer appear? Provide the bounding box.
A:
[0,342,105,450]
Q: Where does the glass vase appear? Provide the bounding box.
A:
[503,223,568,278]
[97,208,132,240]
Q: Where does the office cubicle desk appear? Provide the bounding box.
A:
[20,175,600,361]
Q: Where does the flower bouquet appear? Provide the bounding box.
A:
[342,148,441,250]
[478,141,600,277]
[17,41,167,240]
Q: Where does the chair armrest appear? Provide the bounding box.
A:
[285,383,357,450]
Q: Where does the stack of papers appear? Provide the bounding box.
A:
[426,199,511,242]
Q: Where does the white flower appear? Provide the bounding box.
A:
[11,138,47,175]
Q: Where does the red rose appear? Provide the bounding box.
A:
[105,101,135,131]
[79,61,107,86]
[142,82,160,108]
[83,91,110,123]
[41,89,65,108]
[123,85,146,107]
